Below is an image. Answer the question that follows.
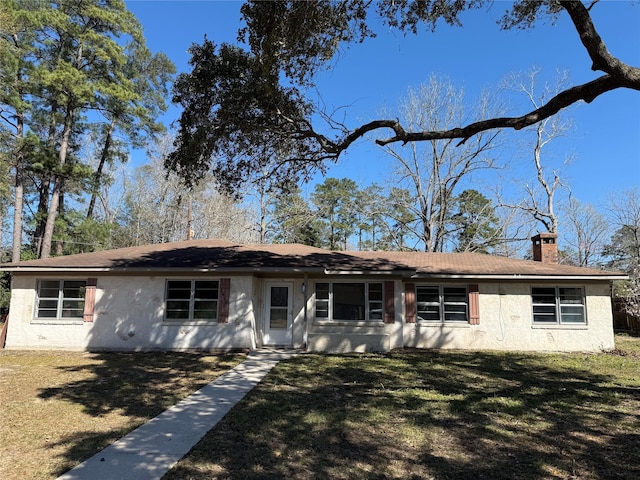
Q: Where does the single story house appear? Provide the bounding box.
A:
[1,233,627,353]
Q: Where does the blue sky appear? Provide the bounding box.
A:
[125,0,639,208]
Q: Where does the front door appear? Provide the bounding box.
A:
[263,282,293,346]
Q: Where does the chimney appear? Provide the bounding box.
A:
[532,233,558,264]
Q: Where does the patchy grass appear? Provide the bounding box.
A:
[165,336,640,480]
[2,336,640,480]
[0,350,245,480]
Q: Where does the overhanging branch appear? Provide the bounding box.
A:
[364,74,633,149]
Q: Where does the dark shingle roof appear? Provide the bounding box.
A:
[1,239,625,279]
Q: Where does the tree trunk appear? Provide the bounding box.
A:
[41,40,84,258]
[11,110,24,262]
[40,107,74,258]
[33,98,60,256]
[55,192,65,256]
[259,187,267,244]
[32,177,51,256]
[87,119,116,219]
[533,122,559,234]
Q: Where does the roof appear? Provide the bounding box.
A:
[0,239,626,280]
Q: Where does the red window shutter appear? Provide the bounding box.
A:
[469,284,480,325]
[218,278,230,323]
[405,283,417,323]
[384,281,395,324]
[83,278,97,323]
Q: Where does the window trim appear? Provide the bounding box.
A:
[415,284,469,324]
[34,279,87,321]
[164,279,220,324]
[314,281,385,324]
[531,286,587,326]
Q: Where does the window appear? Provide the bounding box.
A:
[532,287,586,325]
[315,283,329,319]
[416,285,468,323]
[315,282,383,322]
[36,280,86,319]
[165,280,219,322]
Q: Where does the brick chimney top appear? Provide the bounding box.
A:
[532,233,558,264]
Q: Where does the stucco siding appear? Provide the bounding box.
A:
[5,274,256,351]
[307,317,391,353]
[404,282,614,352]
[291,279,307,349]
[5,274,615,353]
[307,332,390,353]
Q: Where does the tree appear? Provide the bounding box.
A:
[378,187,417,251]
[188,186,258,245]
[0,0,42,261]
[311,178,359,250]
[168,1,639,193]
[34,1,144,258]
[354,183,385,251]
[561,197,608,267]
[0,128,11,249]
[0,0,172,258]
[451,189,501,253]
[119,161,184,246]
[503,68,574,234]
[269,185,322,246]
[85,41,175,220]
[241,155,301,244]
[605,189,640,318]
[381,76,500,252]
[118,147,256,247]
[168,38,315,194]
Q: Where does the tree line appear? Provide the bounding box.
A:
[0,0,175,260]
[0,1,638,318]
[268,178,503,253]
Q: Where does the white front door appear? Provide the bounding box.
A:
[263,282,293,346]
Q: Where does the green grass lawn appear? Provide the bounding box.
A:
[164,334,640,480]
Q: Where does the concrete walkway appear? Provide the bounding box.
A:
[57,349,298,480]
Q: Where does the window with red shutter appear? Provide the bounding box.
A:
[218,278,230,323]
[83,278,97,322]
[405,283,417,323]
[468,284,480,325]
[384,281,395,324]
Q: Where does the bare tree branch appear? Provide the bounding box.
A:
[322,1,640,154]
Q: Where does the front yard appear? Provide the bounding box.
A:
[0,350,245,479]
[165,335,640,480]
[1,336,639,479]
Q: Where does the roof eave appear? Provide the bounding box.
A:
[2,266,328,274]
[410,273,628,281]
[2,267,627,282]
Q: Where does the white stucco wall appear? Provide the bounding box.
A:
[5,274,257,351]
[5,274,615,353]
[291,279,307,349]
[403,282,615,352]
[306,279,614,353]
